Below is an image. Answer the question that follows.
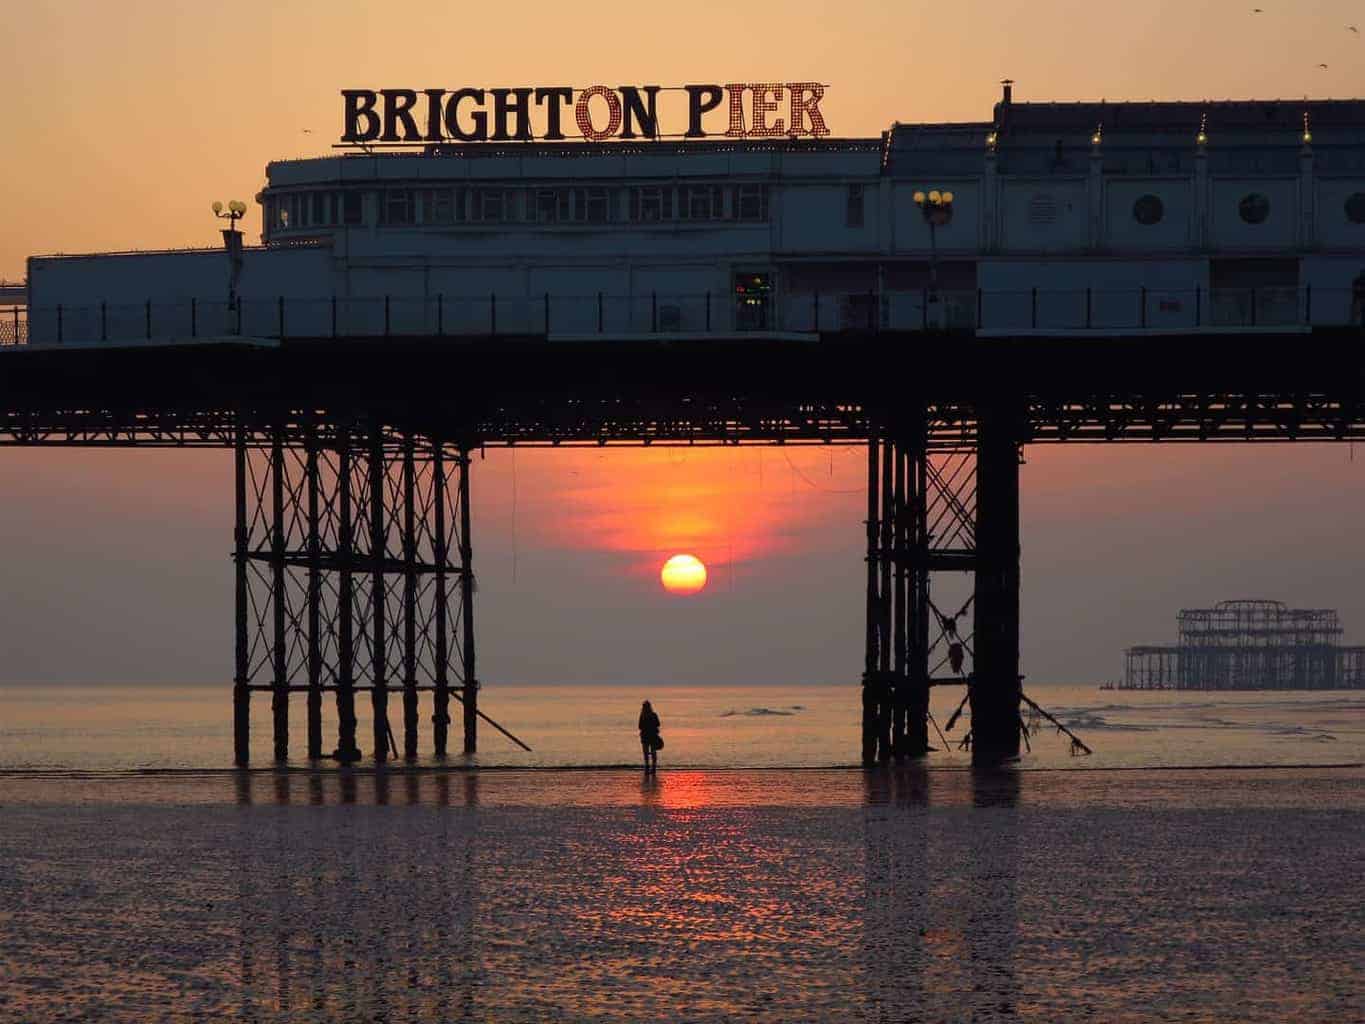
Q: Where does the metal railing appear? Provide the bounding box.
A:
[8,287,1364,346]
[0,306,26,346]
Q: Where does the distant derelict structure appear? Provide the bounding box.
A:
[1123,600,1365,690]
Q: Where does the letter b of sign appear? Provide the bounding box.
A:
[342,90,381,142]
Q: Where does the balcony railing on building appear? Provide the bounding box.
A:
[7,286,1364,346]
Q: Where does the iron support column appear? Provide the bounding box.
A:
[336,438,359,762]
[402,437,419,759]
[862,432,880,766]
[432,445,451,757]
[370,426,389,762]
[877,433,894,762]
[971,406,1022,759]
[906,420,931,757]
[233,425,250,766]
[459,448,478,755]
[892,437,907,759]
[271,430,289,761]
[305,428,323,760]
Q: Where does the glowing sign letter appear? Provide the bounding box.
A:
[749,83,786,136]
[724,84,747,137]
[788,83,829,137]
[575,85,622,141]
[342,90,381,142]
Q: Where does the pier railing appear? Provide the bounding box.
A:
[6,286,1362,347]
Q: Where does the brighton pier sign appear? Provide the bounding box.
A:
[340,83,830,145]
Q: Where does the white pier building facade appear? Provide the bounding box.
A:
[20,83,1365,342]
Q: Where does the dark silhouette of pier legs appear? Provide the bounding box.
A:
[458,449,478,755]
[862,418,933,765]
[863,404,1023,765]
[970,407,1022,760]
[271,430,288,761]
[234,426,251,767]
[230,426,476,765]
[305,432,323,760]
[369,426,389,763]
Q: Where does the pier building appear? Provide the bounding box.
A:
[21,83,1365,341]
[1124,600,1365,690]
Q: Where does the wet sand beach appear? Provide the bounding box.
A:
[1,766,1361,1023]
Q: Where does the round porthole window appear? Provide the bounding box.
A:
[1239,193,1270,225]
[1133,194,1164,225]
[1345,193,1365,224]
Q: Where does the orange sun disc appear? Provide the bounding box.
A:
[661,554,708,595]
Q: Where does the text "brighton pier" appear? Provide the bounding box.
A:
[341,83,830,145]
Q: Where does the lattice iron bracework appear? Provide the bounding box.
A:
[862,408,1022,764]
[232,423,477,765]
[862,418,982,764]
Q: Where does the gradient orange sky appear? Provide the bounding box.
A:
[3,0,1364,278]
[2,1,1364,686]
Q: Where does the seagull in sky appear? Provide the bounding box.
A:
[1318,63,1330,69]
[1349,25,1359,34]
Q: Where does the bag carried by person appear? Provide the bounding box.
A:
[652,735,665,751]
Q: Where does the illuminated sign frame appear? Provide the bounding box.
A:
[339,83,829,145]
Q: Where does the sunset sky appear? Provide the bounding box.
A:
[2,0,1365,686]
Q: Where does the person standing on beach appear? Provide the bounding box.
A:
[638,700,661,773]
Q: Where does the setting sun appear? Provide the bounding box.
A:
[660,554,708,595]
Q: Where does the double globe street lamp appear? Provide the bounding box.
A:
[912,189,955,323]
[212,200,248,316]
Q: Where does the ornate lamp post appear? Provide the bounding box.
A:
[912,189,955,307]
[213,199,248,315]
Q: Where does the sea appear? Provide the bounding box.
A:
[1,682,1362,1022]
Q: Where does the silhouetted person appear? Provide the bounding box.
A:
[638,700,661,772]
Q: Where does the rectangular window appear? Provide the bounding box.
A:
[573,187,611,223]
[632,186,673,222]
[473,188,508,222]
[846,184,865,228]
[311,192,327,226]
[420,189,455,225]
[383,189,414,225]
[534,188,570,223]
[679,184,722,221]
[342,192,363,225]
[735,184,768,221]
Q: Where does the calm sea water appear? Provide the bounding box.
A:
[0,682,1361,771]
[2,685,1362,1022]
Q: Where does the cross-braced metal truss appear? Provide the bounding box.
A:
[862,415,983,764]
[232,423,476,764]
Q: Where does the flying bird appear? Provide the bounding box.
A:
[1349,25,1359,34]
[1318,63,1330,69]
